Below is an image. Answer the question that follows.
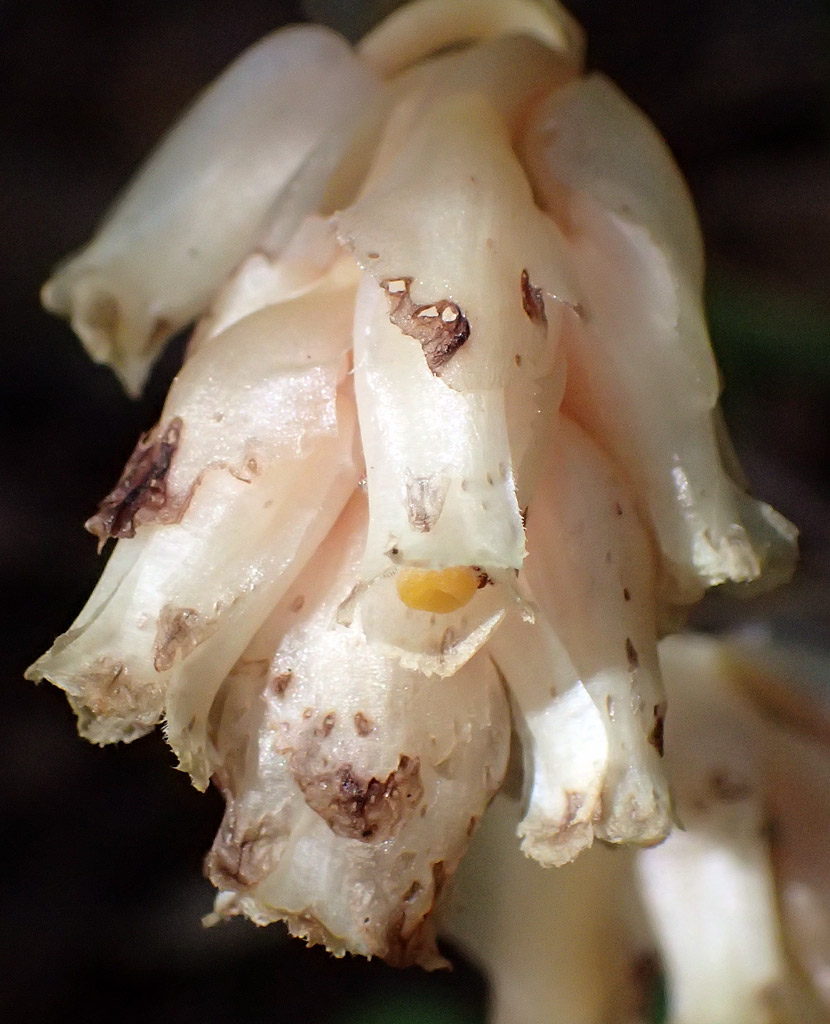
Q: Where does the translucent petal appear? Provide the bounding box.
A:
[643,635,830,1021]
[357,0,584,77]
[389,32,578,129]
[206,494,510,965]
[488,610,609,866]
[441,794,649,1024]
[339,91,576,392]
[27,297,360,787]
[522,415,672,846]
[161,284,357,497]
[352,274,528,577]
[522,74,797,602]
[42,26,378,394]
[189,215,357,351]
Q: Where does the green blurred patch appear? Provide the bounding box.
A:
[336,988,485,1024]
[707,270,830,392]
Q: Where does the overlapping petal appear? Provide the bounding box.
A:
[28,276,360,787]
[42,26,378,394]
[205,493,510,965]
[522,75,797,603]
[30,0,807,990]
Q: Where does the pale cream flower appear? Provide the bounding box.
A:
[444,635,830,1023]
[28,0,797,969]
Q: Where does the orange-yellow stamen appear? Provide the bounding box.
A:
[396,565,480,614]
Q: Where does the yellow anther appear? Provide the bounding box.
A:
[396,565,480,614]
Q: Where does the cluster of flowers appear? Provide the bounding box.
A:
[31,2,826,1020]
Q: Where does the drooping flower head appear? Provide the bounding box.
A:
[29,0,797,970]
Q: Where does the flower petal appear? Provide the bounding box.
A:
[341,86,576,576]
[442,794,649,1024]
[389,32,578,128]
[189,215,357,351]
[339,90,576,391]
[27,292,361,788]
[352,274,529,577]
[522,415,672,846]
[488,610,609,866]
[206,493,510,965]
[522,74,797,602]
[42,25,378,394]
[638,635,830,1022]
[357,0,584,77]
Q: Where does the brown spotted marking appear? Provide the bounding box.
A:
[381,277,469,374]
[293,754,424,842]
[153,606,215,672]
[354,711,374,736]
[520,269,547,327]
[402,880,423,903]
[73,657,162,726]
[473,567,491,589]
[382,904,441,969]
[86,417,182,545]
[206,814,276,890]
[625,637,640,672]
[405,475,450,533]
[272,671,293,697]
[315,712,337,739]
[648,702,667,757]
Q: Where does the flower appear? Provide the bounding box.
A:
[28,0,797,970]
[444,634,830,1023]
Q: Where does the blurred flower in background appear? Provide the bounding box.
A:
[446,634,830,1022]
[4,0,829,1022]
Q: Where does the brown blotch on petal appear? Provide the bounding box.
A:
[520,269,547,327]
[472,567,491,589]
[354,711,374,736]
[272,671,293,697]
[86,417,183,547]
[402,881,423,903]
[382,859,453,969]
[73,657,162,729]
[382,904,444,970]
[153,605,215,673]
[293,754,424,843]
[206,809,277,890]
[648,702,667,757]
[625,637,640,672]
[406,475,449,533]
[315,712,337,739]
[431,859,449,900]
[382,277,469,374]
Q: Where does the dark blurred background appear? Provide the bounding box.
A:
[2,1,828,1021]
